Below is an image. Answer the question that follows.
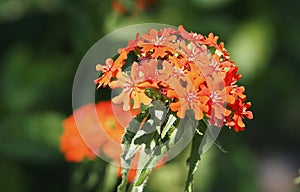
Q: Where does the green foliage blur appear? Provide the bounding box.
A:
[0,0,299,191]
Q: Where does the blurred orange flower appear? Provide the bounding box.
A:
[111,0,155,14]
[60,111,96,162]
[60,101,139,182]
[60,101,129,162]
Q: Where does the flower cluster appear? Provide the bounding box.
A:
[94,25,253,132]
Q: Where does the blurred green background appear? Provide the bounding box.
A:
[0,0,299,191]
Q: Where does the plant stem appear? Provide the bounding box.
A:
[130,115,178,192]
[117,111,149,192]
[184,120,207,192]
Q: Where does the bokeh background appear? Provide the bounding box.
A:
[0,0,299,191]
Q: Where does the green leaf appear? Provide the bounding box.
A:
[196,120,227,153]
[133,131,156,149]
[122,110,149,145]
[134,168,152,187]
[161,114,177,139]
[149,100,167,128]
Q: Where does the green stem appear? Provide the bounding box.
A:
[131,147,167,191]
[184,120,207,192]
[117,111,149,192]
[130,116,178,192]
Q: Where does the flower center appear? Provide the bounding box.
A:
[153,36,165,46]
[187,92,197,103]
[210,91,222,103]
[174,67,185,78]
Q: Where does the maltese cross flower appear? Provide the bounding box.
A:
[92,25,253,192]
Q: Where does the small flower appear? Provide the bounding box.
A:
[139,29,178,58]
[158,59,187,84]
[180,41,206,63]
[200,33,230,60]
[135,59,161,85]
[177,25,204,46]
[94,51,127,88]
[169,77,209,120]
[110,62,155,111]
[230,86,246,100]
[201,33,219,48]
[203,75,227,126]
[224,66,242,86]
[225,99,253,132]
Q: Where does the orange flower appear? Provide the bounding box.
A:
[201,33,219,48]
[169,76,209,120]
[200,33,230,60]
[60,101,129,162]
[158,59,187,85]
[205,75,228,126]
[225,99,253,132]
[135,59,161,85]
[60,111,96,162]
[94,51,127,88]
[138,29,178,58]
[111,0,128,14]
[224,66,242,86]
[224,85,253,131]
[60,101,143,181]
[110,62,156,111]
[177,25,204,45]
[180,41,208,63]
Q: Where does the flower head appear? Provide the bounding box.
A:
[94,25,253,132]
